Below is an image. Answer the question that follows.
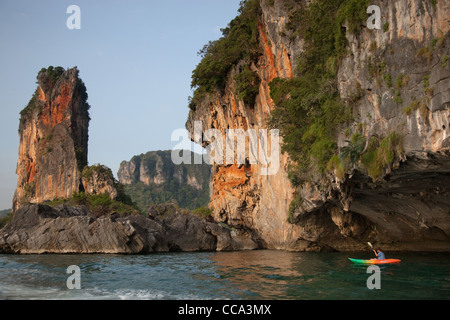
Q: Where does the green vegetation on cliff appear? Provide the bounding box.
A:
[328,132,404,182]
[19,88,41,125]
[234,65,261,107]
[82,164,136,208]
[0,209,12,229]
[20,66,64,123]
[360,132,404,181]
[20,66,90,127]
[271,0,403,184]
[267,0,407,220]
[47,192,140,217]
[47,164,140,217]
[189,0,262,110]
[40,66,65,89]
[269,0,370,185]
[81,164,114,180]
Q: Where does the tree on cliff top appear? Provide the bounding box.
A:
[189,0,262,110]
[20,66,90,126]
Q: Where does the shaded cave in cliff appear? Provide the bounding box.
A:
[308,151,450,250]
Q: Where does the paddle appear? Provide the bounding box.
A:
[368,242,377,259]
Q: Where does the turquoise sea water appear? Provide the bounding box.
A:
[0,250,449,300]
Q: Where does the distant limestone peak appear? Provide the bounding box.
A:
[118,150,211,210]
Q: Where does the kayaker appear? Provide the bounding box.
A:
[373,248,386,260]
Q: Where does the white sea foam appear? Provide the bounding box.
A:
[0,282,204,300]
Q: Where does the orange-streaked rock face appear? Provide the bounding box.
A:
[13,67,90,211]
[187,0,450,252]
[187,4,300,250]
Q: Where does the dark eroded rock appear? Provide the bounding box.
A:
[0,204,260,254]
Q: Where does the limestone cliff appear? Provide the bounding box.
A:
[187,0,450,251]
[81,164,119,200]
[118,150,211,210]
[13,67,90,211]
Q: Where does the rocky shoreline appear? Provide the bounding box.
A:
[2,201,449,254]
[0,204,261,255]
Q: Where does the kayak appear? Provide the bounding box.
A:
[349,258,401,265]
[348,258,401,265]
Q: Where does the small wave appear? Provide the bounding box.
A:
[114,289,203,300]
[0,283,62,300]
[0,283,205,300]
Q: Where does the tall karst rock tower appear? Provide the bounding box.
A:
[187,0,450,251]
[13,67,90,211]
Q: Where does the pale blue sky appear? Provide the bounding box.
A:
[0,0,242,209]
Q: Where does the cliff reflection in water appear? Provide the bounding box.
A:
[211,250,305,298]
